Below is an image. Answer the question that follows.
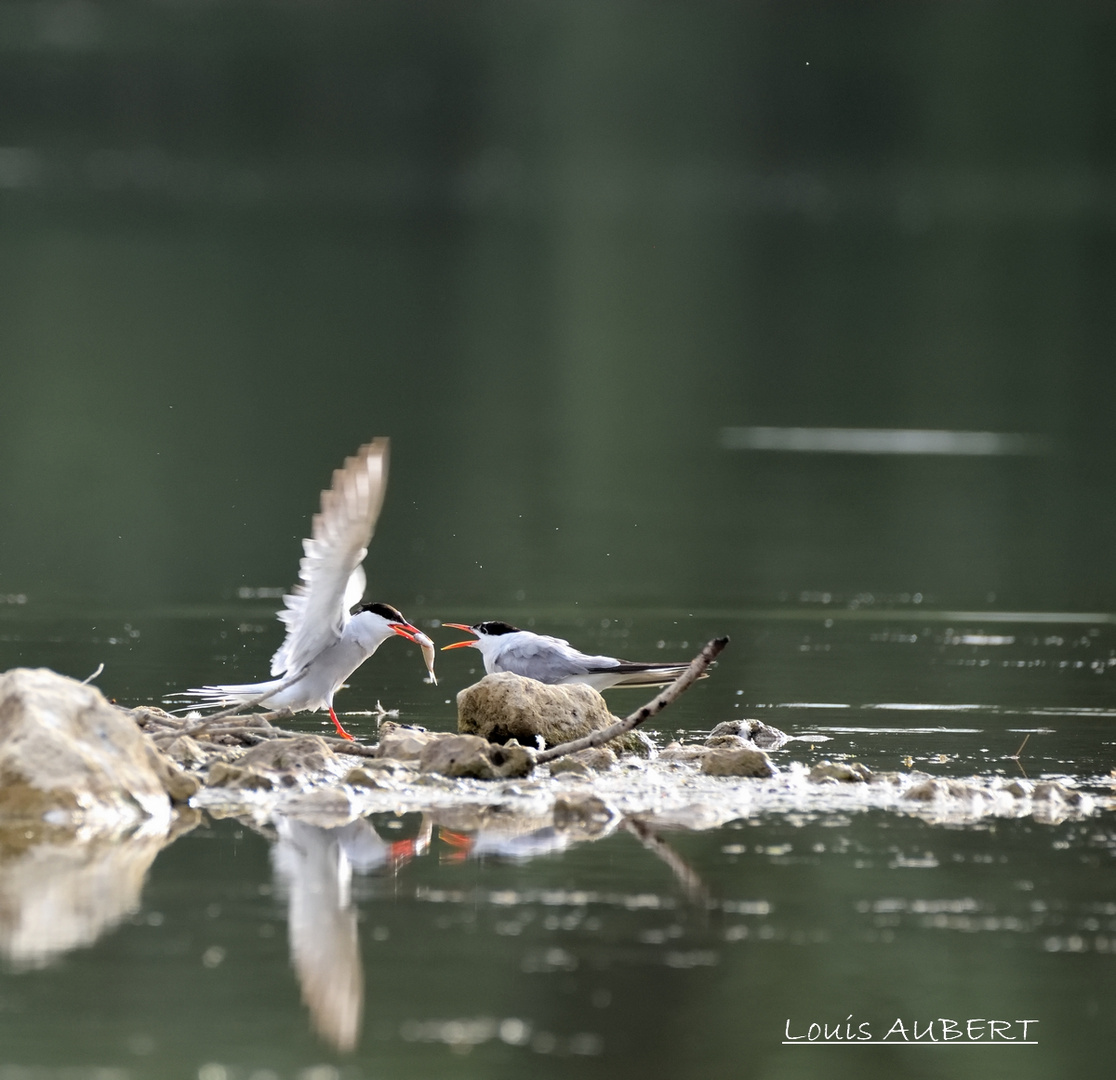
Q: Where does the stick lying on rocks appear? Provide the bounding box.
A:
[536,636,729,765]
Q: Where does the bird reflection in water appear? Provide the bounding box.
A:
[270,813,430,1052]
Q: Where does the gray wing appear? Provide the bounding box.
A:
[270,439,390,677]
[500,634,621,684]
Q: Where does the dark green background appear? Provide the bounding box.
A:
[1,1,1113,613]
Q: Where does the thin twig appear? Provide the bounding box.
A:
[81,662,105,685]
[536,636,729,764]
[1009,732,1031,779]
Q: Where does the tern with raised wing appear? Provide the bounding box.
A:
[440,621,699,690]
[178,438,429,740]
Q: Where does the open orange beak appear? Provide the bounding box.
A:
[390,622,420,642]
[440,623,477,650]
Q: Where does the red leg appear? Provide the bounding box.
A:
[328,705,355,741]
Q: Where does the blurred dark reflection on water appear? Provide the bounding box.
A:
[0,2,1113,615]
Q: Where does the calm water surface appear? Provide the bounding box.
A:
[1,4,1115,1077]
[1,603,1113,1080]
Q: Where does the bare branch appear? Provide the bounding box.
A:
[536,636,728,764]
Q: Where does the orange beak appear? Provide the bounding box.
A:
[440,623,478,650]
[390,622,420,642]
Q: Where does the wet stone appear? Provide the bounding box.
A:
[700,747,775,778]
[548,746,617,776]
[0,667,171,828]
[707,719,789,749]
[343,767,384,789]
[145,748,200,804]
[163,735,207,768]
[418,734,535,780]
[657,743,711,764]
[375,727,447,761]
[237,735,335,775]
[704,734,756,751]
[1032,780,1083,806]
[809,761,873,783]
[205,761,274,792]
[904,777,977,803]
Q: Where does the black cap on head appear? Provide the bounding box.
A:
[353,600,406,622]
[475,620,520,636]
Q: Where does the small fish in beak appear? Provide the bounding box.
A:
[412,629,438,685]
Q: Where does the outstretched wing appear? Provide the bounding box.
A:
[270,439,390,677]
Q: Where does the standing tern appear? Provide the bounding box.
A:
[440,621,702,690]
[179,438,428,740]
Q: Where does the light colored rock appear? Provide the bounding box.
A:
[418,734,534,780]
[700,747,775,778]
[704,734,756,751]
[145,748,200,803]
[375,726,446,761]
[458,672,613,747]
[205,761,274,791]
[343,767,383,789]
[238,735,336,775]
[658,742,711,764]
[707,719,789,749]
[809,761,872,783]
[163,734,208,767]
[0,668,170,829]
[548,746,618,776]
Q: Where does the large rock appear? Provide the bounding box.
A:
[0,668,171,829]
[456,672,646,754]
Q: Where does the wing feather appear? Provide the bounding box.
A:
[269,439,389,676]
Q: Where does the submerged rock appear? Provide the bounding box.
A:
[418,734,535,780]
[0,667,171,829]
[700,746,775,778]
